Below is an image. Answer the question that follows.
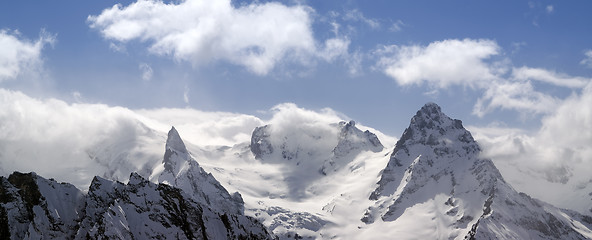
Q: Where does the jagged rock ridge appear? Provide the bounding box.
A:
[0,171,273,239]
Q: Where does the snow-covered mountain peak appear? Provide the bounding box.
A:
[359,103,592,239]
[152,127,245,215]
[336,120,383,155]
[162,126,191,176]
[165,126,187,154]
[370,103,490,201]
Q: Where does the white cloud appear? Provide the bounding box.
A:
[470,82,592,213]
[319,37,350,62]
[389,20,405,32]
[377,38,591,117]
[0,88,164,188]
[0,88,268,187]
[88,0,316,75]
[473,80,559,117]
[135,107,264,147]
[511,66,590,88]
[546,5,554,14]
[72,91,83,102]
[183,85,189,104]
[109,42,126,53]
[580,50,592,68]
[342,9,380,29]
[376,39,501,88]
[538,82,592,150]
[138,62,153,81]
[0,29,55,82]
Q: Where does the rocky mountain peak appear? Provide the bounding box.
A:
[165,126,187,154]
[370,103,482,201]
[163,126,192,174]
[393,103,478,156]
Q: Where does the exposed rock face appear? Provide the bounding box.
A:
[251,125,274,160]
[0,172,85,239]
[77,172,272,239]
[0,171,273,240]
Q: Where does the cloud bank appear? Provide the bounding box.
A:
[468,81,592,213]
[0,88,397,191]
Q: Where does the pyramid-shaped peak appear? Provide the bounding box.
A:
[166,126,187,154]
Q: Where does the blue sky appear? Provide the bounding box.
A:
[1,0,592,136]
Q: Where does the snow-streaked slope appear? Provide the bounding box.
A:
[0,172,85,239]
[77,172,272,239]
[0,171,274,239]
[359,103,592,239]
[194,119,391,239]
[150,127,245,215]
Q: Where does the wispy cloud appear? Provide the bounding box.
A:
[511,66,589,88]
[0,29,55,82]
[342,9,380,29]
[138,63,153,81]
[183,85,189,104]
[546,5,554,14]
[580,50,592,68]
[389,20,405,32]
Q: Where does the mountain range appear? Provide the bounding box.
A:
[1,103,591,239]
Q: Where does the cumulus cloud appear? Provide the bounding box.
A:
[376,38,590,117]
[0,29,55,81]
[376,39,501,88]
[88,0,317,75]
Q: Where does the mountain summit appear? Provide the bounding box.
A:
[152,127,245,215]
[361,103,592,239]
